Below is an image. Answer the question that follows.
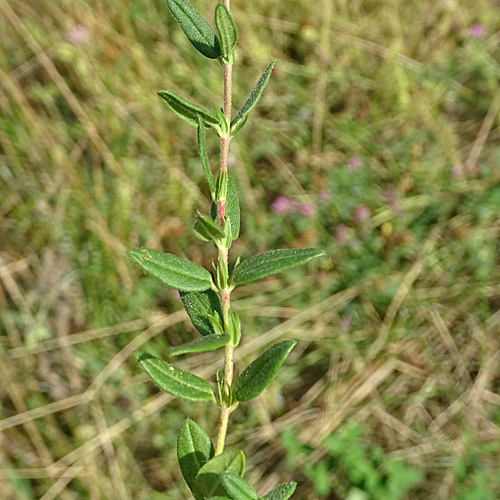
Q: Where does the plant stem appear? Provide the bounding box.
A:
[215,35,234,455]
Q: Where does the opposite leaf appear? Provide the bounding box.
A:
[219,473,257,500]
[128,248,213,292]
[135,352,214,402]
[165,0,221,59]
[180,290,224,336]
[226,176,240,240]
[231,60,276,130]
[158,91,219,129]
[260,482,297,500]
[194,215,225,243]
[197,116,216,195]
[170,333,230,356]
[177,418,214,495]
[215,2,237,64]
[234,340,297,402]
[195,450,246,498]
[232,248,325,285]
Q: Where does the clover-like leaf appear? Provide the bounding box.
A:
[234,340,297,402]
[215,2,237,64]
[231,61,276,130]
[165,0,221,59]
[158,90,219,128]
[260,482,297,500]
[177,418,214,495]
[135,352,214,402]
[170,334,231,356]
[128,248,213,292]
[180,290,224,336]
[232,248,325,285]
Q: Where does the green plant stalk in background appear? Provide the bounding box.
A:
[128,1,324,498]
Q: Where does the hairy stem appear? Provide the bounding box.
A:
[215,43,234,455]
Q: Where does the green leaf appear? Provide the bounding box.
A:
[231,61,276,129]
[165,0,221,59]
[194,215,225,243]
[234,340,297,402]
[170,334,230,356]
[230,114,248,137]
[207,498,231,500]
[177,418,214,495]
[135,352,214,402]
[128,248,213,292]
[195,450,246,498]
[180,290,223,336]
[260,482,297,500]
[215,2,237,64]
[219,473,257,500]
[197,116,216,195]
[232,248,325,285]
[157,91,219,128]
[226,176,240,240]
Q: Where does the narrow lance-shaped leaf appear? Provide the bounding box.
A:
[260,482,297,500]
[177,418,214,496]
[158,91,219,129]
[128,248,213,292]
[195,450,246,498]
[197,115,216,195]
[194,215,225,243]
[135,352,214,402]
[226,176,240,240]
[180,290,223,336]
[165,0,221,59]
[232,248,325,285]
[170,334,230,356]
[231,60,276,130]
[234,340,297,402]
[219,473,257,500]
[215,2,237,64]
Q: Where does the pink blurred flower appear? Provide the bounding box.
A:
[469,24,486,38]
[451,164,465,179]
[171,289,181,301]
[355,205,371,221]
[299,203,315,217]
[348,155,362,170]
[318,190,331,203]
[67,25,88,45]
[335,224,347,244]
[340,316,352,329]
[271,197,296,215]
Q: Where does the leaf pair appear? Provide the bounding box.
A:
[177,420,296,500]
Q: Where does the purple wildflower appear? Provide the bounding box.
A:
[355,205,371,221]
[67,25,88,45]
[348,155,362,170]
[469,24,486,38]
[299,203,315,217]
[271,197,296,215]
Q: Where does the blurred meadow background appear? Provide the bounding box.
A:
[1,0,500,498]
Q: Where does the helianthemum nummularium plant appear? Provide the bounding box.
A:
[127,1,325,498]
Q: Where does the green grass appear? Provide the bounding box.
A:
[1,0,500,499]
